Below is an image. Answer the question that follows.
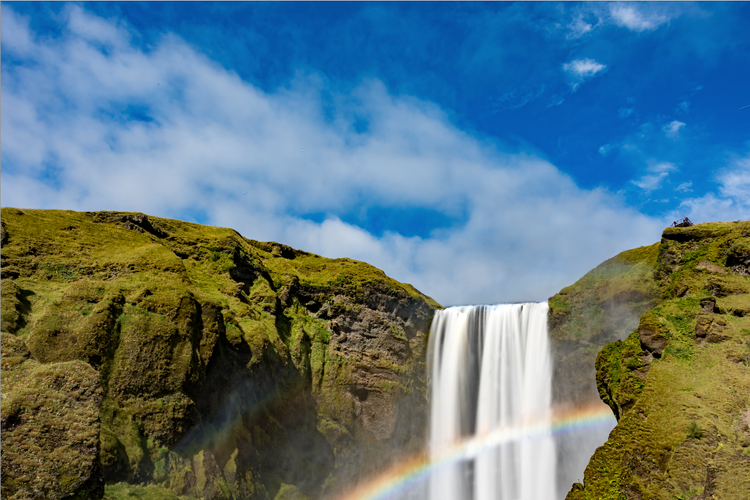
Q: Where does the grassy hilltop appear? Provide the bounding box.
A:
[0,208,439,500]
[550,221,750,499]
[4,208,749,500]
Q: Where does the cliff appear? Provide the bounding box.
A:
[557,221,750,499]
[548,242,661,411]
[0,208,440,500]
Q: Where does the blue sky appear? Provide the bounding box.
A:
[2,2,749,305]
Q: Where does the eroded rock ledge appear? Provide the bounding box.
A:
[565,221,750,500]
[0,209,440,500]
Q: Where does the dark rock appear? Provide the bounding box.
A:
[638,313,667,358]
[700,297,717,313]
[726,243,750,268]
[89,212,168,239]
[706,316,729,343]
[0,208,438,499]
[695,314,713,339]
[568,220,750,500]
[661,227,709,242]
[1,280,32,334]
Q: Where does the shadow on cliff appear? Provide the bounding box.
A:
[174,331,336,499]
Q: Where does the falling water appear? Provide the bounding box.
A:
[428,303,556,500]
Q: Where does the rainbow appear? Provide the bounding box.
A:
[332,404,615,500]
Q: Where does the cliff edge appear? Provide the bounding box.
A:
[0,208,440,500]
[562,221,750,499]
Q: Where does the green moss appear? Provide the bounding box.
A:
[0,348,103,499]
[104,483,198,500]
[1,208,439,499]
[549,242,660,343]
[274,483,312,500]
[571,221,750,499]
[596,330,648,420]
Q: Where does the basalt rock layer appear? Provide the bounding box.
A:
[559,221,750,500]
[0,209,440,500]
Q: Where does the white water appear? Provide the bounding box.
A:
[428,303,556,500]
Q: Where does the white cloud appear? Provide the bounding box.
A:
[564,58,606,78]
[65,5,131,46]
[653,162,677,174]
[608,4,671,32]
[563,58,606,91]
[0,7,36,56]
[0,5,664,306]
[566,17,595,39]
[559,3,682,40]
[632,174,667,191]
[718,156,750,200]
[673,154,750,223]
[675,181,693,193]
[632,162,677,191]
[663,120,686,139]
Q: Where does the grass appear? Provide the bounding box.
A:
[548,241,661,343]
[570,220,750,500]
[1,207,440,499]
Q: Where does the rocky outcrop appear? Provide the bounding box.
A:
[567,221,750,500]
[0,209,439,500]
[548,243,661,411]
[1,334,104,500]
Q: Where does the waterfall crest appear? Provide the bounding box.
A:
[428,303,556,500]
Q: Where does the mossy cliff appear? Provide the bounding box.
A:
[0,209,440,500]
[556,221,750,499]
[548,242,661,412]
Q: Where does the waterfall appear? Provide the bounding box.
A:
[428,303,556,500]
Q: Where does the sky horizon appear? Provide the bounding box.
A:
[2,2,749,306]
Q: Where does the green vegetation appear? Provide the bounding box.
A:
[567,220,750,500]
[686,420,704,439]
[549,242,661,343]
[548,242,662,410]
[0,208,439,500]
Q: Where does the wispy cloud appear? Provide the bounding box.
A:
[663,120,686,139]
[488,84,546,112]
[566,16,596,39]
[674,153,750,222]
[632,162,677,191]
[564,58,606,78]
[718,155,750,200]
[675,181,693,193]
[563,58,606,91]
[608,4,674,32]
[676,101,690,113]
[1,5,665,305]
[560,3,684,39]
[618,107,634,119]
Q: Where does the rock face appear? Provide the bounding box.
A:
[548,243,661,412]
[566,221,750,499]
[0,209,440,500]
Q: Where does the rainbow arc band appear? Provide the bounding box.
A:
[332,404,614,500]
